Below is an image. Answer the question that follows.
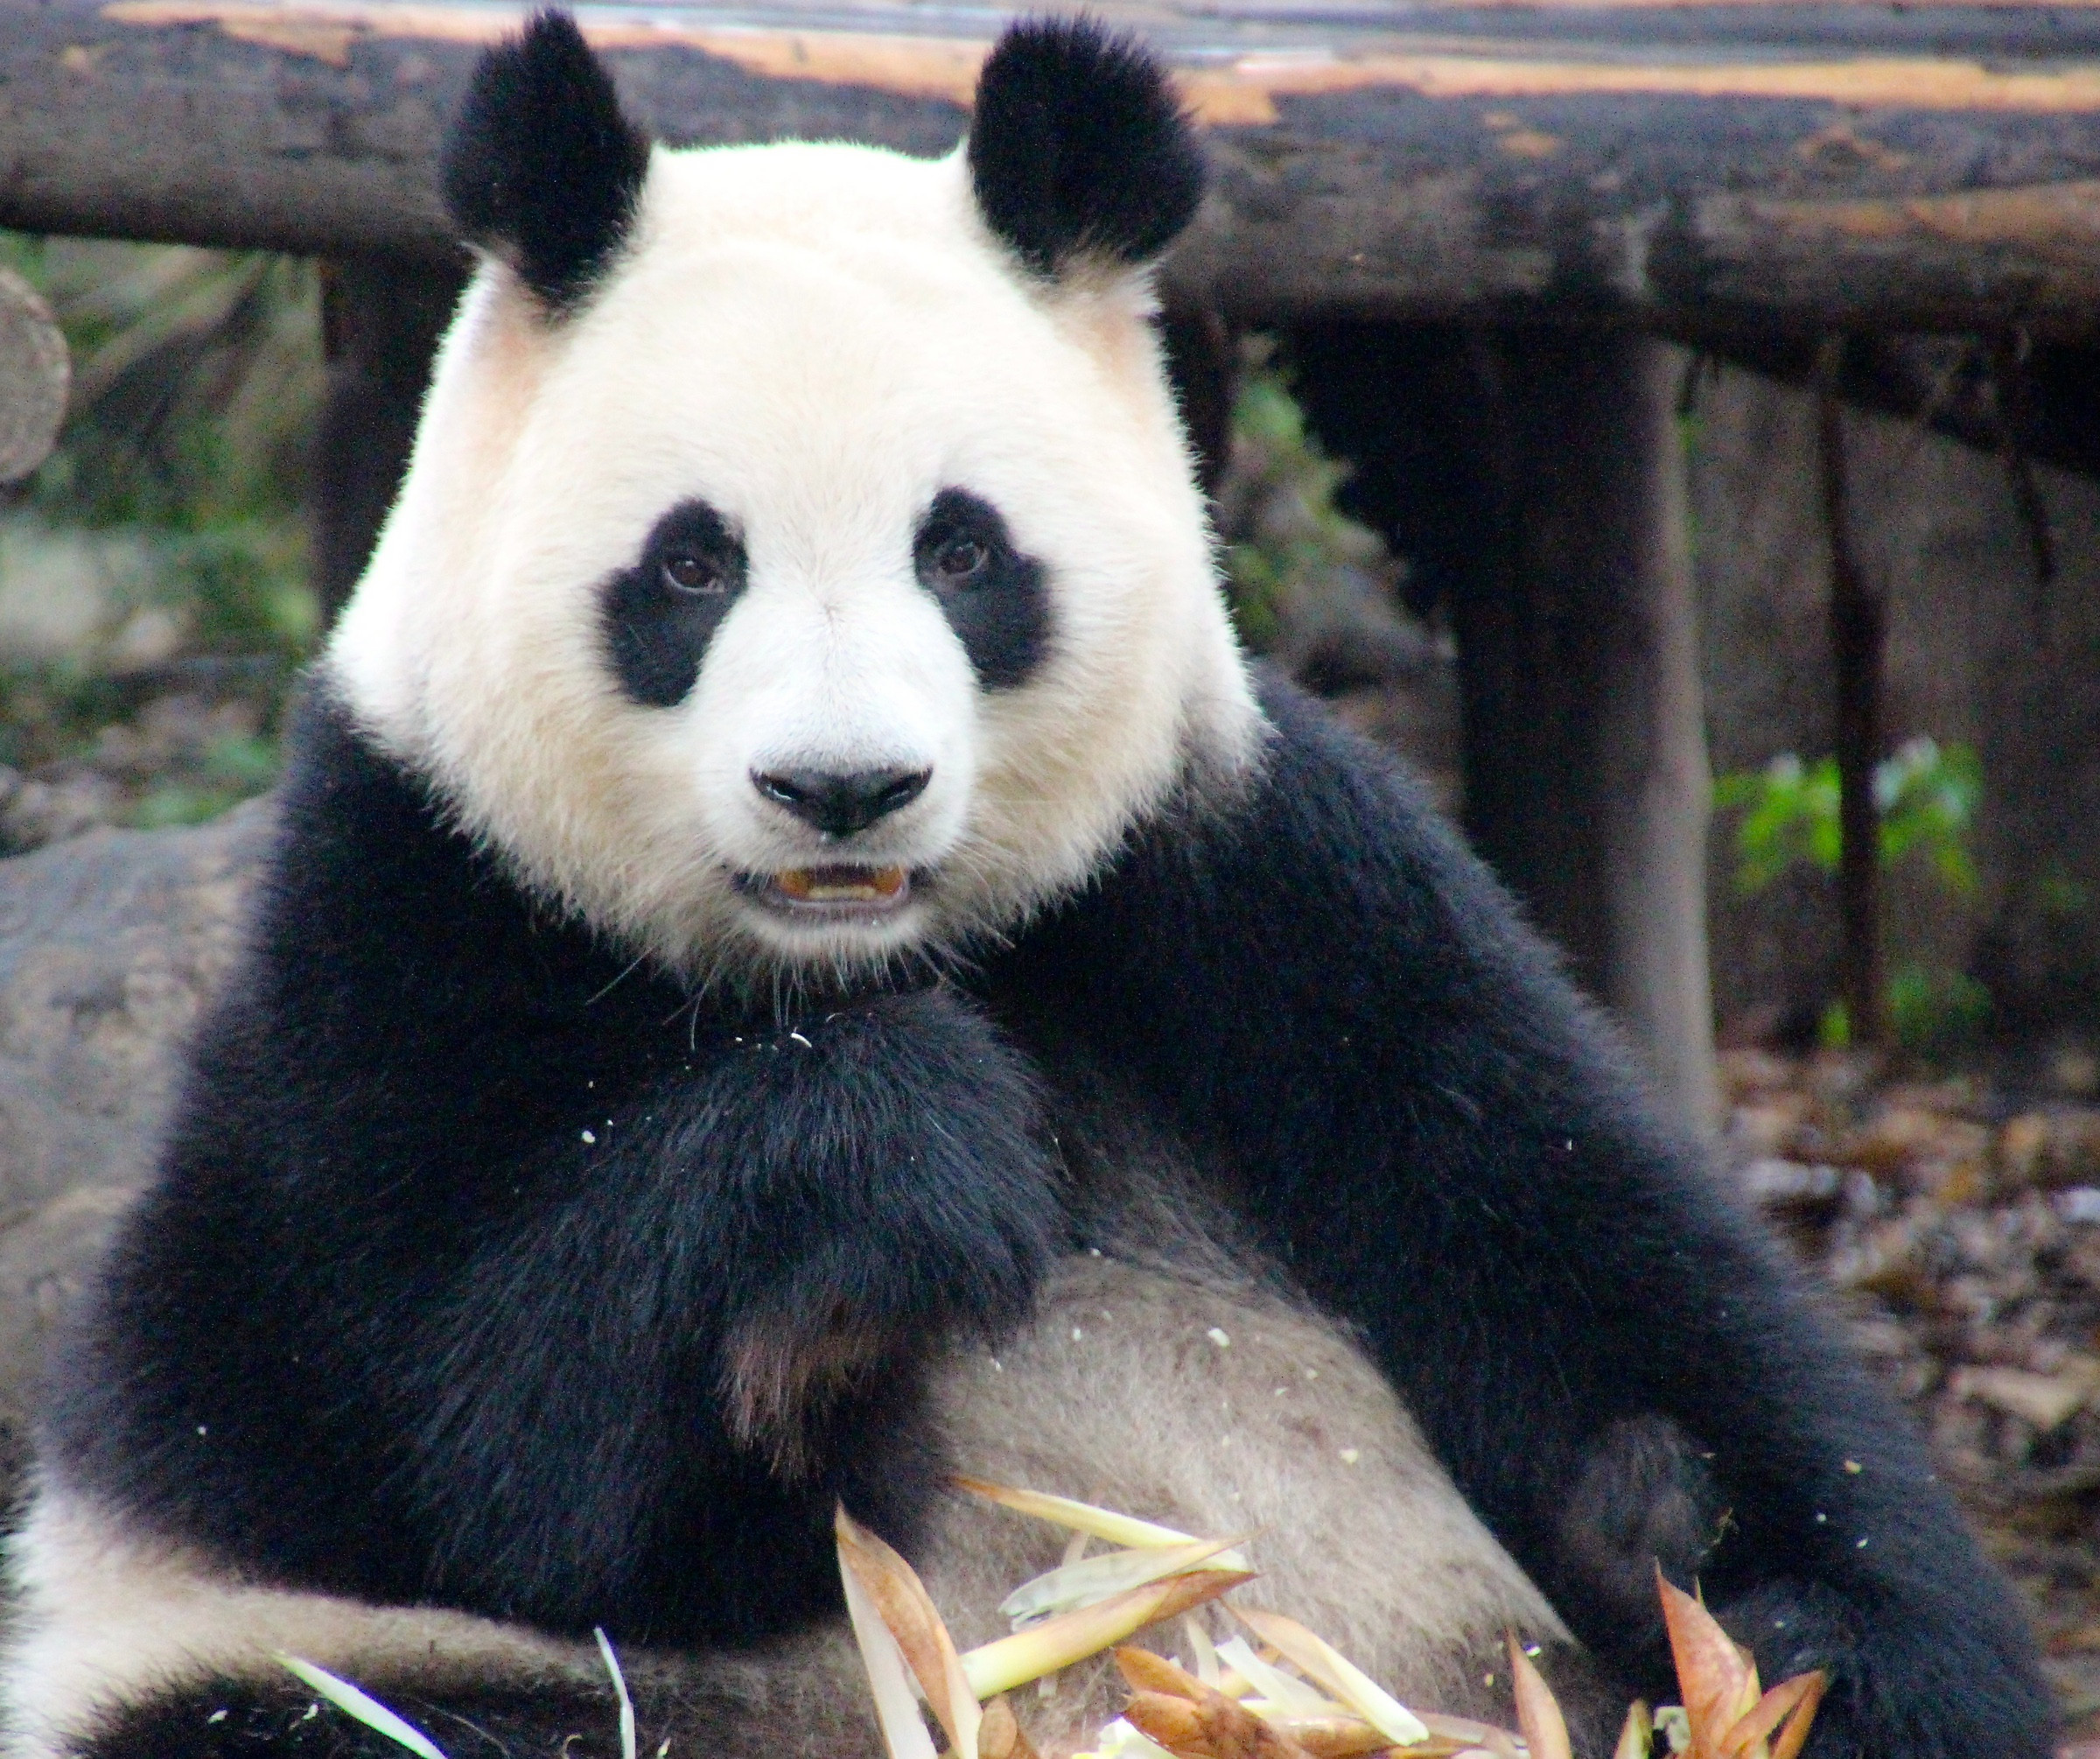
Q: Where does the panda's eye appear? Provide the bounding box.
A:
[931,536,990,585]
[662,550,727,596]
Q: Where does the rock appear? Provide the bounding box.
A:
[0,267,67,486]
[0,800,270,1453]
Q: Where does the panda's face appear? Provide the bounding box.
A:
[331,139,1257,985]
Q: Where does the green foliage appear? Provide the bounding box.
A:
[128,732,283,830]
[1714,737,1981,900]
[1886,964,1993,1054]
[1721,739,1990,1055]
[0,234,323,825]
[1714,754,1840,893]
[1215,345,1386,654]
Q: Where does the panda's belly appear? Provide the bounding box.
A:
[3,1251,1589,1759]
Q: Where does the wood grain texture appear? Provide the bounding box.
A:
[3,0,2100,326]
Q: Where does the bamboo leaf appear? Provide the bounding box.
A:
[962,1570,1254,1699]
[1656,1571,1761,1758]
[1740,1673,1827,1759]
[1214,1636,1340,1717]
[275,1657,449,1759]
[837,1507,982,1759]
[1230,1607,1430,1748]
[1505,1635,1572,1759]
[592,1629,637,1759]
[1003,1536,1250,1628]
[838,1523,942,1759]
[956,1477,1250,1571]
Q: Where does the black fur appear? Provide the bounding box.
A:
[601,498,750,707]
[914,488,1052,689]
[972,676,2054,1759]
[46,688,1064,1643]
[441,11,651,313]
[968,18,1205,277]
[75,1667,844,1759]
[43,677,2052,1756]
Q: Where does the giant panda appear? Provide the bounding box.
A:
[0,14,2053,1758]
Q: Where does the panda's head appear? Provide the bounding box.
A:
[328,11,1259,985]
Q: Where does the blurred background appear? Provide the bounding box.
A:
[8,227,2100,1727]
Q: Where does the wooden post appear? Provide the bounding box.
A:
[312,252,468,620]
[1816,346,1888,1048]
[1285,323,1720,1131]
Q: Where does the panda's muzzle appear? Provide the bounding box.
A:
[746,766,928,918]
[748,864,913,917]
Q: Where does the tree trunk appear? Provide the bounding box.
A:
[312,251,468,621]
[1284,323,1720,1131]
[1816,350,1888,1048]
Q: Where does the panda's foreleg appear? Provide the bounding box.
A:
[996,676,2054,1757]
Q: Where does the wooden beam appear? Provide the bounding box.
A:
[3,0,2100,331]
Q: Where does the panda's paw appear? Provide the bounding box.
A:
[708,987,1066,1461]
[1709,1579,2055,1759]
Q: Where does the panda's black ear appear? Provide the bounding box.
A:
[968,17,1205,280]
[441,11,652,314]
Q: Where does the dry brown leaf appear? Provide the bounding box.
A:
[1123,1689,1312,1759]
[980,1695,1040,1759]
[1115,1647,1318,1759]
[1656,1569,1760,1758]
[836,1506,982,1759]
[1260,1716,1394,1758]
[1417,1712,1525,1759]
[1731,1671,1828,1759]
[1505,1634,1572,1759]
[963,1570,1256,1699]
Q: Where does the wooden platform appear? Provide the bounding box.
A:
[1,0,2097,331]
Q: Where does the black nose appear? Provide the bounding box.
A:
[752,767,932,839]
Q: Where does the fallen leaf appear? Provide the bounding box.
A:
[980,1697,1040,1759]
[1214,1636,1340,1718]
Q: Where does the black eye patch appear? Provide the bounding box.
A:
[914,489,1051,690]
[599,500,749,708]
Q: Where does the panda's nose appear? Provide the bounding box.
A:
[752,767,932,839]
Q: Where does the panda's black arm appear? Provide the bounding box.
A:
[46,689,1063,1643]
[991,676,2050,1757]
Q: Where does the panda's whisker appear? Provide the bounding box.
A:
[584,953,650,1009]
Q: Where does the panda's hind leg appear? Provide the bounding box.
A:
[73,1675,627,1759]
[68,1650,882,1759]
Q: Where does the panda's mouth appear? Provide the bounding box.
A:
[749,864,913,919]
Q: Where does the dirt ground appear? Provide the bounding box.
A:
[1718,1047,2100,1735]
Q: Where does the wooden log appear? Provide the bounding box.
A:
[2,0,2100,332]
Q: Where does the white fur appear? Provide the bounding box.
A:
[4,1259,1567,1758]
[329,139,1260,984]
